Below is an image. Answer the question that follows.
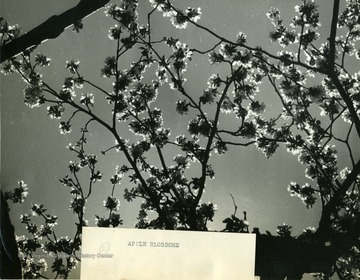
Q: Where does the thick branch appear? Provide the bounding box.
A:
[0,0,109,63]
[316,158,360,240]
[328,0,340,72]
[325,0,360,136]
[0,191,22,279]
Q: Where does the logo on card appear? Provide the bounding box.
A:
[99,242,111,254]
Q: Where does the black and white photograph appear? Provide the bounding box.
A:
[1,0,359,279]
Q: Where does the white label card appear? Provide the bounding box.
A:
[81,227,256,280]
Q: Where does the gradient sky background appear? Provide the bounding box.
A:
[1,0,354,279]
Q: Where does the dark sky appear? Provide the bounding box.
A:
[1,1,350,278]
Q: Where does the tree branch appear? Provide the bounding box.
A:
[331,74,360,138]
[0,0,109,63]
[328,0,340,73]
[1,191,22,279]
[316,158,360,240]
